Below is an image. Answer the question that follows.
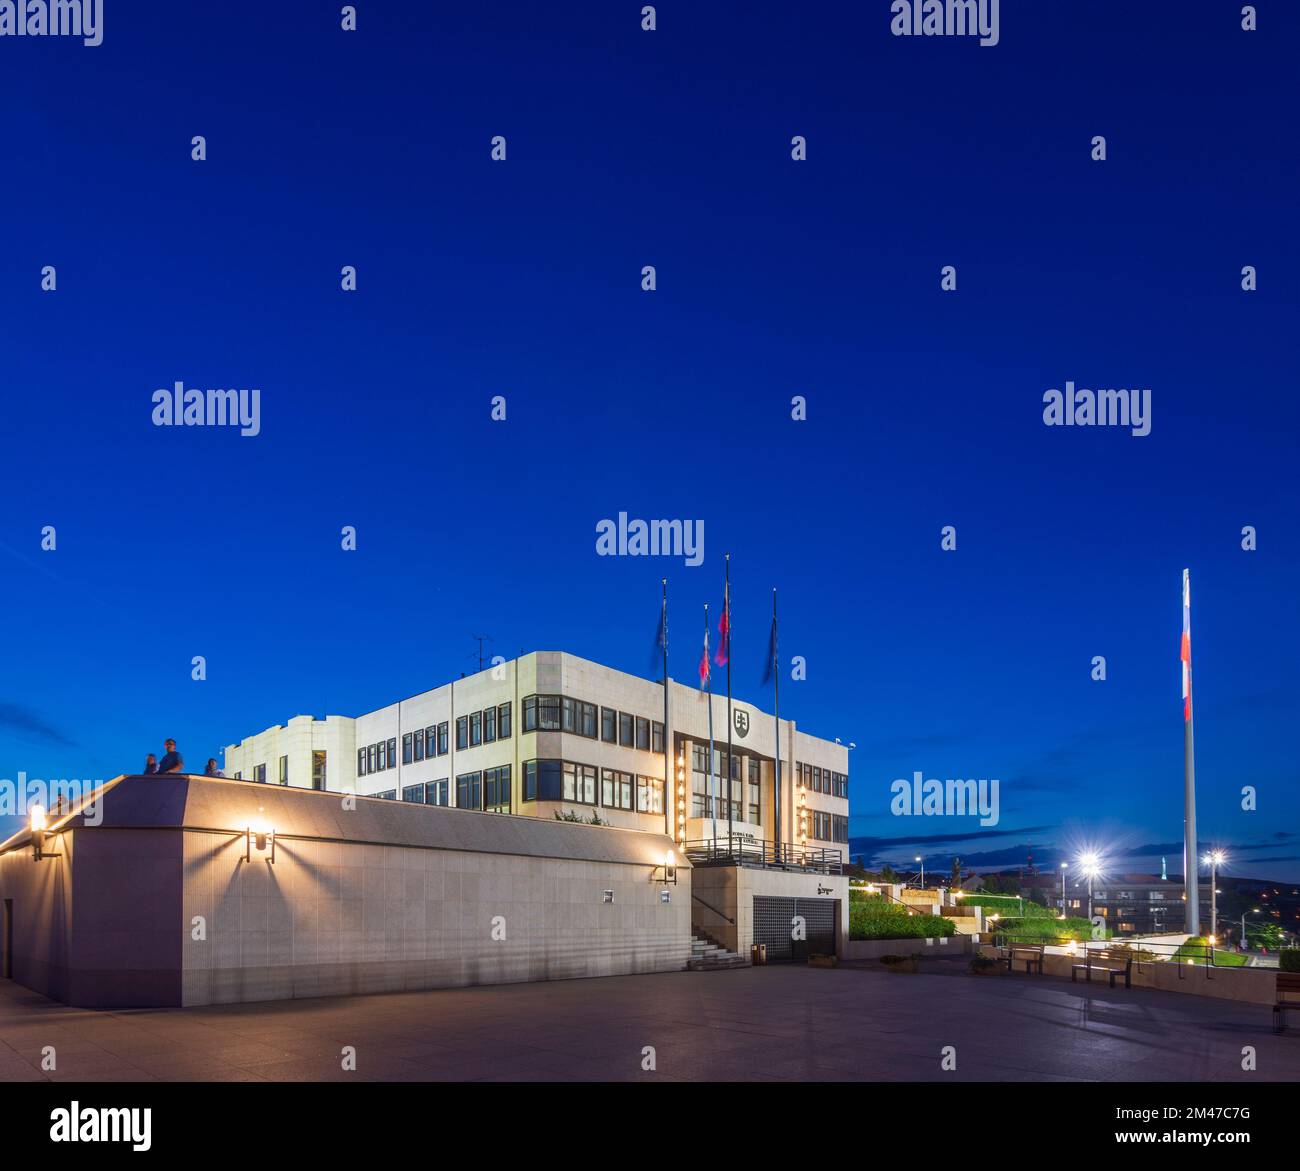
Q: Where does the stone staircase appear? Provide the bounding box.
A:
[688,928,750,971]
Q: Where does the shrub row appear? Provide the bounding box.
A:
[850,906,956,941]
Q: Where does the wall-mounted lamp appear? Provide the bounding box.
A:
[652,848,678,885]
[244,820,276,863]
[29,805,60,862]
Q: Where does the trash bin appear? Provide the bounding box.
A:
[751,943,767,966]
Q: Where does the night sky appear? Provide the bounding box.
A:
[1,2,1296,881]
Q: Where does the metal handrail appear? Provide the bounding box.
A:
[988,931,1237,979]
[691,892,736,926]
[683,834,843,875]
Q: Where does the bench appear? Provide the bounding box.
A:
[1002,943,1045,975]
[1071,947,1133,989]
[1273,973,1300,1034]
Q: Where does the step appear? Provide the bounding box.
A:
[687,955,751,971]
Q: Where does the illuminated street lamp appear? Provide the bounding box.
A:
[1203,849,1225,940]
[916,854,925,888]
[1078,852,1101,921]
[1059,861,1068,915]
[1241,907,1259,950]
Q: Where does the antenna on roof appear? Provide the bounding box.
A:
[470,634,493,672]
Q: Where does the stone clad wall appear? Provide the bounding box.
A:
[182,830,690,1006]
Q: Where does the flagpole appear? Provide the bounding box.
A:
[1182,568,1199,934]
[772,587,781,858]
[725,554,733,844]
[661,578,670,840]
[705,603,716,844]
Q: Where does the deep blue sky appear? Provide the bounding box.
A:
[2,2,1297,881]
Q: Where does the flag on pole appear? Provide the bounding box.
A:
[699,623,711,688]
[761,607,778,686]
[714,588,730,667]
[1181,570,1192,722]
[651,585,667,670]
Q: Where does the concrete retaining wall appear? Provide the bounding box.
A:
[0,774,692,1008]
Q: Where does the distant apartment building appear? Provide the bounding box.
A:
[222,651,851,860]
[1022,872,1212,936]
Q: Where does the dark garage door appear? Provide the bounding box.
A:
[753,896,837,963]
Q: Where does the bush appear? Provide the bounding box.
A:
[961,896,1057,918]
[995,916,1097,942]
[970,953,999,973]
[1279,949,1300,973]
[850,905,955,941]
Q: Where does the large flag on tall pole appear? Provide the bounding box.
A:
[763,588,781,853]
[720,555,733,840]
[700,603,716,842]
[1181,568,1199,934]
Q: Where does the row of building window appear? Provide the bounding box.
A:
[520,759,664,814]
[521,695,664,753]
[690,746,762,824]
[244,753,325,789]
[357,737,399,777]
[455,703,513,751]
[796,762,848,799]
[807,811,850,844]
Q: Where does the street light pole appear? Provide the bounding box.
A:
[1060,862,1068,915]
[916,855,924,888]
[1204,850,1224,940]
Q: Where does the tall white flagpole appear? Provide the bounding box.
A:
[1182,568,1199,935]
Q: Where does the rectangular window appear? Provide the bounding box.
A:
[456,771,481,811]
[563,762,597,804]
[427,779,449,806]
[456,716,469,750]
[651,721,664,754]
[483,765,511,813]
[497,702,511,738]
[618,712,633,747]
[279,755,288,785]
[601,707,617,743]
[469,711,482,747]
[373,790,396,801]
[748,758,760,826]
[386,739,396,770]
[254,763,266,784]
[531,759,564,802]
[357,748,366,777]
[538,695,561,730]
[402,733,413,764]
[483,705,496,743]
[523,760,538,802]
[523,695,537,732]
[691,745,711,818]
[367,744,377,774]
[414,730,425,762]
[637,775,664,815]
[580,701,597,739]
[403,783,426,803]
[601,768,615,807]
[635,717,650,751]
[437,722,449,755]
[619,770,633,810]
[562,697,577,733]
[377,741,387,771]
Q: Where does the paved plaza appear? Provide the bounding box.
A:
[1,962,1295,1082]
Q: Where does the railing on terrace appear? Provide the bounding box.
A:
[988,931,1261,981]
[683,835,843,875]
